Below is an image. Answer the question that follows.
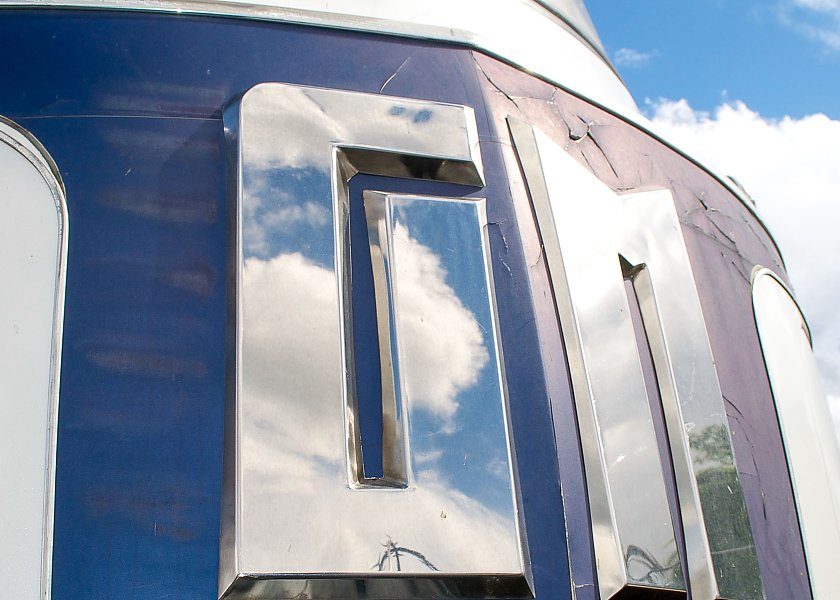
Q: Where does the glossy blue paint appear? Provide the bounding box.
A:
[5,9,808,599]
[21,115,228,599]
[2,10,573,599]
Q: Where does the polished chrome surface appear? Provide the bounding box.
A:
[510,118,765,600]
[221,83,529,599]
[753,267,840,600]
[508,118,683,599]
[619,198,763,600]
[353,191,406,488]
[0,116,67,600]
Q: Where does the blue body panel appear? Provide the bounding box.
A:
[2,11,571,599]
[0,9,809,599]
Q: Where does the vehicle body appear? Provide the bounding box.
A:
[1,1,838,599]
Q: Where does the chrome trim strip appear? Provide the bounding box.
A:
[533,0,604,55]
[357,191,407,488]
[0,115,68,600]
[752,266,840,600]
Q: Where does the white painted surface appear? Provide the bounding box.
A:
[0,132,64,599]
[754,270,840,599]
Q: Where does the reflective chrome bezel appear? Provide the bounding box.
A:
[220,82,530,599]
[510,118,766,600]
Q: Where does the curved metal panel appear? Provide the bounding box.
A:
[221,83,529,599]
[753,268,840,600]
[0,0,631,112]
[0,2,771,243]
[0,116,67,600]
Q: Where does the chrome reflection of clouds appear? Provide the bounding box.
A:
[393,214,489,429]
[0,117,67,600]
[753,268,840,600]
[617,191,763,600]
[510,117,764,600]
[365,191,516,515]
[508,118,683,600]
[221,84,529,600]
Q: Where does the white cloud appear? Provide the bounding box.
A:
[648,98,840,443]
[613,47,655,68]
[777,0,840,51]
[391,222,489,431]
[241,85,349,171]
[240,231,488,445]
[242,180,330,258]
[241,84,472,172]
[235,244,519,575]
[791,0,840,12]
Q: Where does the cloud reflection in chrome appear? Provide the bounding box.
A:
[238,200,520,574]
[223,84,524,594]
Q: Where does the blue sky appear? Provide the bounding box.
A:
[584,1,840,439]
[587,0,840,120]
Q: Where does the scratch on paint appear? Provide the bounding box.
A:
[379,57,411,94]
